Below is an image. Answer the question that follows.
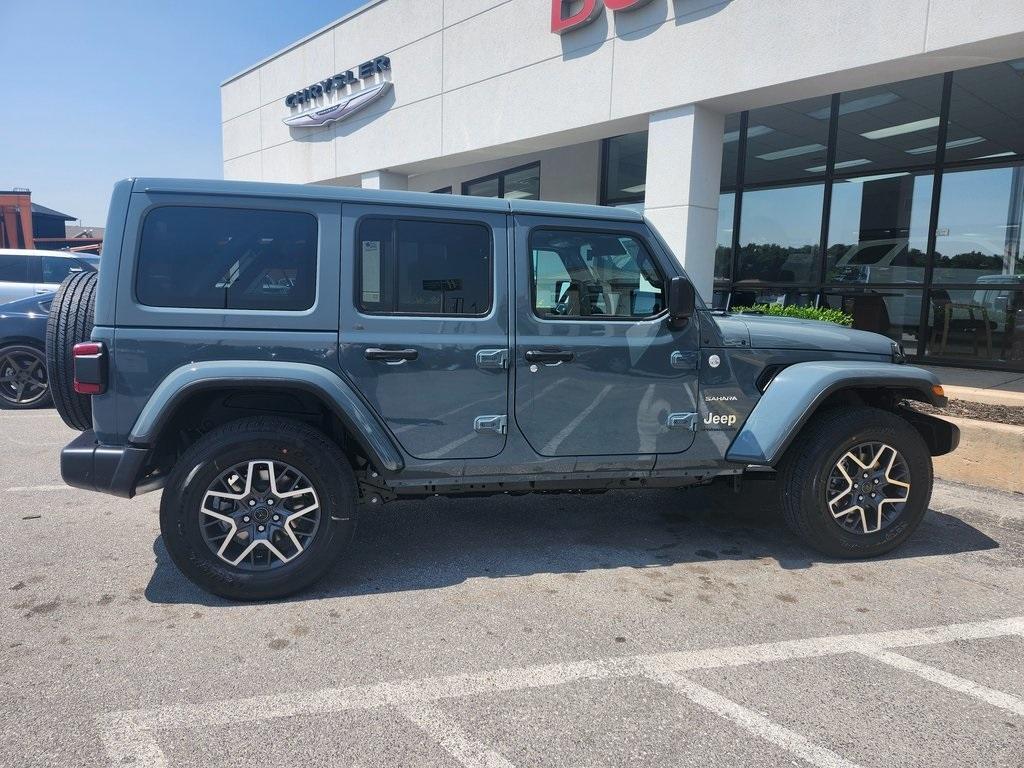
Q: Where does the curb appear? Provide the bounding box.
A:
[933,415,1024,495]
[944,385,1024,408]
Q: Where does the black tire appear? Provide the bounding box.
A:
[777,406,932,558]
[45,271,98,431]
[159,416,356,601]
[0,343,51,410]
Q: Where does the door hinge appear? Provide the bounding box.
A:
[667,412,698,431]
[475,348,509,369]
[474,414,508,435]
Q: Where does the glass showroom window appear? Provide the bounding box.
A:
[924,287,1024,367]
[825,289,925,356]
[742,96,831,186]
[602,132,648,205]
[463,163,540,200]
[932,163,1023,284]
[711,192,735,309]
[946,59,1024,165]
[833,74,944,174]
[735,183,824,285]
[715,192,735,284]
[826,171,934,284]
[733,287,819,310]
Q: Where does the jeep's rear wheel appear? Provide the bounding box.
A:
[159,416,356,600]
[45,271,98,430]
[777,406,932,558]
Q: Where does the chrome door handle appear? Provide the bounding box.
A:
[364,347,418,363]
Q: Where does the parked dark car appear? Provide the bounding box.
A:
[0,292,54,409]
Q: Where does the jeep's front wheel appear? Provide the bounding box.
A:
[159,416,356,600]
[777,406,932,558]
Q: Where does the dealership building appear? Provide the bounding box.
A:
[222,0,1024,371]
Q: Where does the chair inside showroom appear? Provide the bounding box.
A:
[930,290,994,358]
[851,293,891,336]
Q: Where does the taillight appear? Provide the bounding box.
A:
[73,342,107,395]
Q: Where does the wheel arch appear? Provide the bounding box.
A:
[726,360,956,466]
[130,361,404,475]
[0,336,46,352]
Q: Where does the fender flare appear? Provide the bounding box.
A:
[128,360,404,472]
[725,360,946,466]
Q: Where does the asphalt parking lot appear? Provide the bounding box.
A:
[2,409,1024,767]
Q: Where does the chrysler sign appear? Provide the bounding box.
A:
[551,0,654,34]
[283,55,392,128]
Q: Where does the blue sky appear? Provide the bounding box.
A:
[0,0,364,226]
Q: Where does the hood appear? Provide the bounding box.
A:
[720,313,894,356]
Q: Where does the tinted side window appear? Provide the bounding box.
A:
[136,206,318,310]
[0,255,30,283]
[42,255,80,284]
[356,218,492,316]
[530,229,665,319]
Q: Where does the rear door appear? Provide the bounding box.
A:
[513,216,699,458]
[338,204,510,460]
[39,254,85,293]
[0,253,33,303]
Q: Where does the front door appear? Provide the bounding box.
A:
[513,215,699,457]
[339,204,510,460]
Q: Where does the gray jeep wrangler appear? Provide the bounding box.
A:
[47,178,959,600]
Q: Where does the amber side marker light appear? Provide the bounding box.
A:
[932,384,945,398]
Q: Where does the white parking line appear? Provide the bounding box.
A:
[4,484,68,492]
[97,615,1024,767]
[859,647,1024,716]
[649,669,863,768]
[401,703,516,768]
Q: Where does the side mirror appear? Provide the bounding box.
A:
[667,276,696,326]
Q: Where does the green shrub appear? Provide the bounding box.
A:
[731,303,853,327]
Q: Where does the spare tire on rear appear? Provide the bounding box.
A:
[45,271,98,431]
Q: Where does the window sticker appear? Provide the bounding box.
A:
[361,240,381,303]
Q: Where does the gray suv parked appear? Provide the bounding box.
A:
[48,178,959,600]
[0,249,97,305]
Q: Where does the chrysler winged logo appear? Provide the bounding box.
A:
[283,81,392,128]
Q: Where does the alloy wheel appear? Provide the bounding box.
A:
[0,348,48,406]
[826,442,911,534]
[200,460,321,570]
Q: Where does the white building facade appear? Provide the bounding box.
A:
[222,0,1024,371]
